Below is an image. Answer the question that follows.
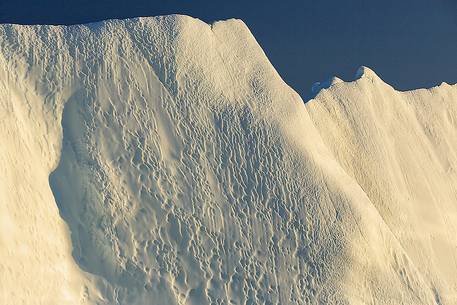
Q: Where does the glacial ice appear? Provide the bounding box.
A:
[1,15,457,305]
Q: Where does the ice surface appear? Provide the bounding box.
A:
[1,15,457,305]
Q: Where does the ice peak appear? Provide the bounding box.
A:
[354,66,380,80]
[311,76,344,96]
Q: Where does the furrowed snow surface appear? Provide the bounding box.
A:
[1,15,456,305]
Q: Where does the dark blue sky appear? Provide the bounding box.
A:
[1,0,456,99]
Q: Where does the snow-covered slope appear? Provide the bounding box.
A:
[0,15,456,305]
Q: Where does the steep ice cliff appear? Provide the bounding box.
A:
[0,15,456,305]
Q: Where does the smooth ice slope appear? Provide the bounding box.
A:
[307,67,457,304]
[0,15,456,305]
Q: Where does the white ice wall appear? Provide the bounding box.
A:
[307,67,457,304]
[0,25,97,304]
[0,15,456,305]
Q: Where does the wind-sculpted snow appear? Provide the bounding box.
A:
[0,15,456,305]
